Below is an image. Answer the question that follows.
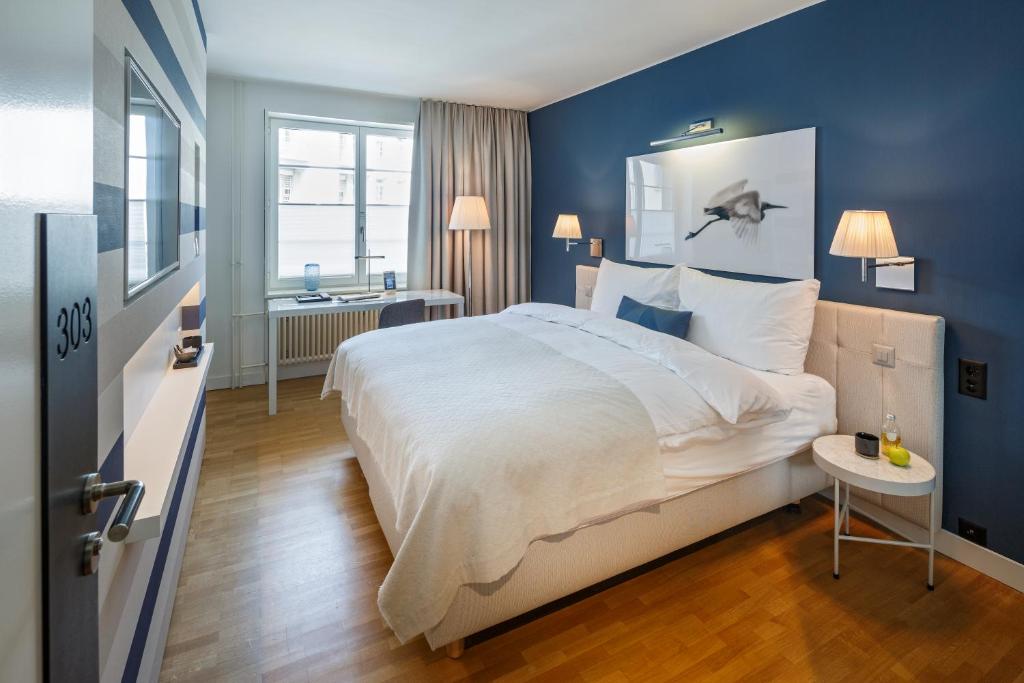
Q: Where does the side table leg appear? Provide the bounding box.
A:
[833,477,840,579]
[927,490,936,590]
[844,480,851,535]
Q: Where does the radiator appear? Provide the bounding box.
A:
[277,310,379,365]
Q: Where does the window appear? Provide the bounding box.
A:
[266,115,414,293]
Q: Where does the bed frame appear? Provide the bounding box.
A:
[341,264,945,656]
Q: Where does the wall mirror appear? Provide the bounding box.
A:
[124,53,181,301]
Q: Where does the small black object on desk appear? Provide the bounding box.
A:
[295,292,330,304]
[854,432,880,458]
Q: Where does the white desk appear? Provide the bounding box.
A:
[812,435,938,590]
[266,289,464,415]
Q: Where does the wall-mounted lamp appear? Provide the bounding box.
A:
[830,210,915,286]
[650,118,724,147]
[552,214,603,257]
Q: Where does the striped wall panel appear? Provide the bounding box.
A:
[119,0,205,131]
[93,1,207,680]
[189,0,206,48]
[122,393,206,682]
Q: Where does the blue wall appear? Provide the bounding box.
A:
[529,0,1024,562]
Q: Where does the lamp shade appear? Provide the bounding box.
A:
[552,214,582,239]
[448,195,490,231]
[830,210,900,258]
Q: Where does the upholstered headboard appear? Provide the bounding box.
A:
[574,265,945,536]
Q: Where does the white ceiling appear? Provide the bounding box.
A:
[200,0,819,111]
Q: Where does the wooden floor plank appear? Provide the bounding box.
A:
[161,377,1024,682]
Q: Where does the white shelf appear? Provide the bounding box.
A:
[123,344,213,543]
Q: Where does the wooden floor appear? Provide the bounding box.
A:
[161,376,1024,682]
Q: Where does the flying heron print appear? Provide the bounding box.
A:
[685,179,786,242]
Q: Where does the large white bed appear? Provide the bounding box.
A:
[323,264,945,656]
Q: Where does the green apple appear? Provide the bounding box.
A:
[887,446,910,467]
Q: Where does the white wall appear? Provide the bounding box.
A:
[205,75,419,389]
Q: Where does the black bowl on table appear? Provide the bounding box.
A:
[854,432,880,458]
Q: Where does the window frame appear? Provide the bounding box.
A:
[264,112,414,296]
[123,51,182,303]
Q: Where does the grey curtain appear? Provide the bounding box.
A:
[407,100,531,314]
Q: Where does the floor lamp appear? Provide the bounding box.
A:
[448,195,490,316]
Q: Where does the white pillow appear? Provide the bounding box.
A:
[678,267,820,375]
[590,259,678,316]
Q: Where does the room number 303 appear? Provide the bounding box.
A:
[56,297,93,359]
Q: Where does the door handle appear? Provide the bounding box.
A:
[82,473,145,542]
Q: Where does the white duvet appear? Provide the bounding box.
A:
[322,303,792,643]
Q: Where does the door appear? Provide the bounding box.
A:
[0,2,95,679]
[40,214,100,683]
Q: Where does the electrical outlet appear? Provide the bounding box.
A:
[958,518,988,547]
[958,359,988,400]
[872,344,896,368]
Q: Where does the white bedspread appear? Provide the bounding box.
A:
[322,303,791,643]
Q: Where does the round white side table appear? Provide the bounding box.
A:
[812,434,938,590]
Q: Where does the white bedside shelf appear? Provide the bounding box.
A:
[122,343,213,543]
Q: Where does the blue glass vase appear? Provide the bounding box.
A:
[304,263,320,291]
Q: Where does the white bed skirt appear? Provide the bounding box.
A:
[342,403,828,650]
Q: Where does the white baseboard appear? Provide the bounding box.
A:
[280,361,329,380]
[207,369,264,391]
[206,374,232,391]
[935,530,1024,593]
[819,489,1023,593]
[207,363,327,392]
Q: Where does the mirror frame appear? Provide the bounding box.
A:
[123,51,182,302]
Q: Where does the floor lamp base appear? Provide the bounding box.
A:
[465,234,473,317]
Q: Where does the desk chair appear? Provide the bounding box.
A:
[378,298,425,329]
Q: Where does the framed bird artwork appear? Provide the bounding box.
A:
[625,127,815,279]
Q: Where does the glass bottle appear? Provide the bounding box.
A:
[881,413,901,454]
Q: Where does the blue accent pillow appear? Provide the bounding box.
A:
[616,296,692,340]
